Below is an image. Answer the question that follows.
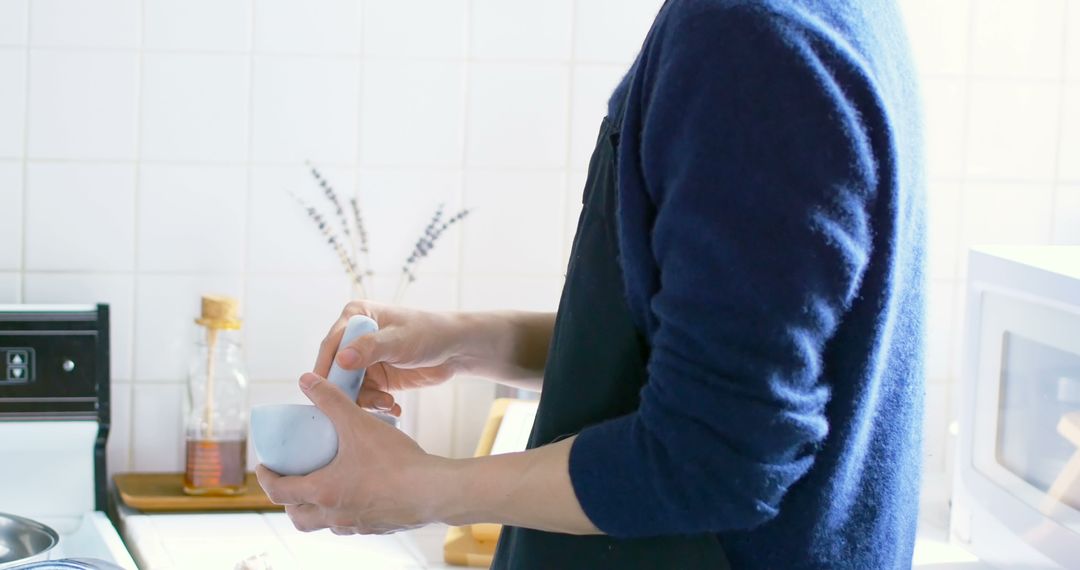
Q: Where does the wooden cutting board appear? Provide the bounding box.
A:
[115,473,283,512]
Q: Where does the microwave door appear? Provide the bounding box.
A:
[972,290,1080,532]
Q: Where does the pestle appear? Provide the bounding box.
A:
[250,315,380,476]
[326,314,379,401]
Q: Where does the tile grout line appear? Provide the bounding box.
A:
[16,155,1079,187]
[4,156,606,175]
[13,42,637,66]
[18,0,30,302]
[352,0,370,310]
[241,0,258,376]
[124,0,148,472]
[1048,0,1072,243]
[449,0,479,458]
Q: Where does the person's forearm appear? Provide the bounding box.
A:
[428,436,602,535]
[449,311,555,390]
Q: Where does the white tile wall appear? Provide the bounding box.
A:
[0,0,27,45]
[470,0,573,62]
[460,275,564,312]
[250,56,360,163]
[392,273,460,311]
[899,0,971,77]
[2,0,1073,480]
[27,51,138,160]
[24,162,136,272]
[0,49,25,158]
[1056,186,1080,243]
[0,273,18,303]
[140,54,250,162]
[462,169,566,274]
[360,61,465,167]
[965,81,1060,181]
[0,162,21,270]
[137,165,248,272]
[923,382,950,473]
[414,381,456,457]
[970,0,1065,79]
[143,0,251,52]
[574,0,661,64]
[961,183,1056,246]
[362,0,467,60]
[921,78,967,180]
[1061,85,1080,181]
[467,63,570,168]
[30,0,139,49]
[926,280,958,381]
[926,183,962,287]
[1068,1,1080,80]
[131,383,185,472]
[452,376,497,456]
[253,0,362,55]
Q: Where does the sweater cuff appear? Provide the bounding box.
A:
[569,413,667,539]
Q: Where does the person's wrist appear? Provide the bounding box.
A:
[439,311,499,377]
[414,456,481,526]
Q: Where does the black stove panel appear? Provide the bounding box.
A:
[0,334,95,396]
[0,304,111,509]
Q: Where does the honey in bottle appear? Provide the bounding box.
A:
[184,295,249,496]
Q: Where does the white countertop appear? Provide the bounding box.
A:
[116,506,986,569]
[116,516,989,570]
[119,509,456,569]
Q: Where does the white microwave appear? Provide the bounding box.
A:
[953,246,1080,568]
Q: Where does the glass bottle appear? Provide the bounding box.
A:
[183,295,249,496]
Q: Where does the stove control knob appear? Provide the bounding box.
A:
[62,359,75,372]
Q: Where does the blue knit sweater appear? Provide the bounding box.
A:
[567,1,926,568]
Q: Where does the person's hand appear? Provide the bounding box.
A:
[257,373,452,535]
[316,301,465,417]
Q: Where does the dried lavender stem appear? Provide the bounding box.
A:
[290,192,366,288]
[395,207,470,303]
[349,197,374,280]
[307,163,355,254]
[293,165,472,303]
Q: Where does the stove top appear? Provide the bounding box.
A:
[33,513,136,569]
[0,306,135,569]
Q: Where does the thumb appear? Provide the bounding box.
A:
[299,373,356,425]
[337,329,396,370]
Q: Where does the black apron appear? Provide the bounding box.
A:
[491,108,731,568]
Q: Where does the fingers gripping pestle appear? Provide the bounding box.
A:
[326,315,379,401]
[250,315,380,476]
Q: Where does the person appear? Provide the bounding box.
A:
[256,0,926,567]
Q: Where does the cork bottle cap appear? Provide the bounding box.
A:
[195,295,242,330]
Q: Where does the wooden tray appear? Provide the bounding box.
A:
[443,525,496,568]
[115,473,283,512]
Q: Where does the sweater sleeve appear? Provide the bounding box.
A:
[568,5,879,538]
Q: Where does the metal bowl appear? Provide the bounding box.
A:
[0,513,59,568]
